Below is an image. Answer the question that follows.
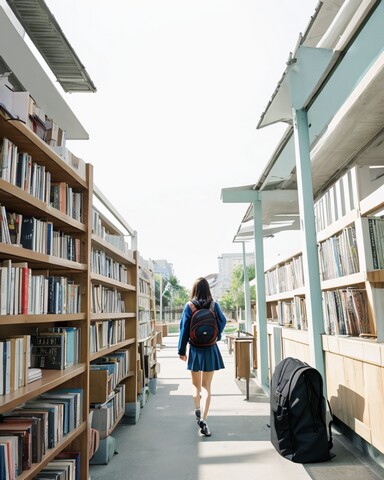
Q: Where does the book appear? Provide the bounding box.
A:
[20,217,35,250]
[0,421,32,470]
[0,435,18,479]
[22,402,59,448]
[2,414,43,464]
[31,332,66,370]
[0,443,9,480]
[51,389,83,428]
[15,408,48,453]
[55,451,80,480]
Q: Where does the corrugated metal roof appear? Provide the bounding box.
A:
[6,0,96,93]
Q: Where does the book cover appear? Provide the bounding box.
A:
[31,332,66,370]
[20,217,35,250]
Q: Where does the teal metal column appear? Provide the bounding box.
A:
[242,241,252,335]
[252,197,269,390]
[292,108,325,380]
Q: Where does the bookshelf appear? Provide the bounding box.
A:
[0,109,91,479]
[89,193,139,430]
[137,257,158,404]
[265,164,384,454]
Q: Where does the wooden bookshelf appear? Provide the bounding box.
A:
[265,163,384,455]
[0,110,92,478]
[137,257,158,402]
[89,201,138,431]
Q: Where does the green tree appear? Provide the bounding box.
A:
[225,263,256,312]
[155,274,189,308]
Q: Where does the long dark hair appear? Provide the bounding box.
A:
[190,277,213,302]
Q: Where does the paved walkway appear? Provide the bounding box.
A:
[90,335,384,480]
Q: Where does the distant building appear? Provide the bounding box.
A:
[153,259,174,280]
[214,252,254,299]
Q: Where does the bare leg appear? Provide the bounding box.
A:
[201,371,214,420]
[191,370,202,410]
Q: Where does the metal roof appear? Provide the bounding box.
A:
[6,0,96,93]
[0,5,88,139]
[229,0,382,242]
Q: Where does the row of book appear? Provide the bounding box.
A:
[31,328,81,371]
[89,319,126,354]
[267,296,308,331]
[0,388,82,478]
[92,209,130,254]
[138,309,150,323]
[0,137,83,222]
[1,329,80,395]
[0,260,81,315]
[50,181,83,222]
[91,285,126,314]
[138,322,153,341]
[138,295,150,311]
[322,287,371,336]
[90,349,130,397]
[0,335,30,396]
[318,225,359,281]
[0,137,51,205]
[265,255,304,296]
[31,452,80,480]
[91,384,125,439]
[368,216,384,270]
[91,248,128,283]
[0,209,81,262]
[138,277,151,296]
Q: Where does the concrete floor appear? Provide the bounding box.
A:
[90,335,384,480]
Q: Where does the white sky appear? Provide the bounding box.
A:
[45,0,318,288]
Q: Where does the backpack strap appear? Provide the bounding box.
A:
[189,300,198,313]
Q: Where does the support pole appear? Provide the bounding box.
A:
[292,108,325,381]
[242,241,252,335]
[252,197,269,390]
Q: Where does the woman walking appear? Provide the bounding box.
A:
[178,277,227,436]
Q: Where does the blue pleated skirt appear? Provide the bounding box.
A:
[187,343,225,372]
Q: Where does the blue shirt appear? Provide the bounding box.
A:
[177,300,227,356]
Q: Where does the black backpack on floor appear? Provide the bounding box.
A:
[270,357,334,463]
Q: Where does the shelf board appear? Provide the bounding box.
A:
[316,208,359,242]
[0,363,87,414]
[360,183,384,216]
[0,179,86,232]
[0,313,86,325]
[90,272,136,291]
[89,337,136,362]
[266,286,306,302]
[367,270,384,283]
[321,271,367,290]
[0,243,87,270]
[91,233,135,265]
[90,312,135,321]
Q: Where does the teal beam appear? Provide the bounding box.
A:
[241,241,252,335]
[252,199,269,389]
[221,185,260,204]
[292,108,325,382]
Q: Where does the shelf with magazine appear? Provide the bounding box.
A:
[90,199,138,431]
[315,166,384,342]
[265,252,307,332]
[0,114,92,479]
